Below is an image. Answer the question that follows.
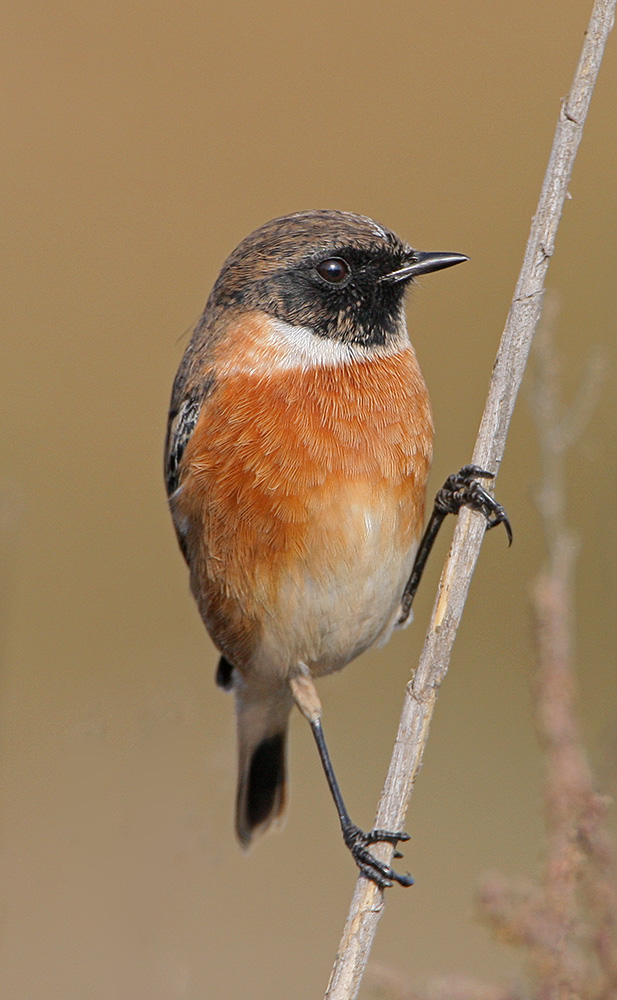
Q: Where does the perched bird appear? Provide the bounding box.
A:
[165,210,508,887]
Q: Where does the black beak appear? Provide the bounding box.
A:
[380,250,469,284]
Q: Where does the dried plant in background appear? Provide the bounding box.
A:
[367,965,519,1000]
[325,2,617,998]
[368,306,616,1000]
[476,308,615,1000]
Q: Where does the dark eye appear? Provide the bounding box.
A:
[316,257,350,284]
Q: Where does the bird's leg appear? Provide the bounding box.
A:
[310,718,413,888]
[290,674,413,889]
[398,464,512,625]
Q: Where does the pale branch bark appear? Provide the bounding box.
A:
[324,2,616,998]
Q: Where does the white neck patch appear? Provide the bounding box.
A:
[251,318,410,372]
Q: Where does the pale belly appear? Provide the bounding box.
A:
[252,488,420,681]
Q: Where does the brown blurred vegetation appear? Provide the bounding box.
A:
[369,313,617,1000]
[2,4,616,999]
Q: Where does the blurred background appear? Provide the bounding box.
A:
[2,2,616,998]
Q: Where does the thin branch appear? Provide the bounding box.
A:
[324,2,616,998]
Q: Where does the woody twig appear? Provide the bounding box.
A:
[325,2,616,998]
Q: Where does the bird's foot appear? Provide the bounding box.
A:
[342,823,414,889]
[436,464,512,544]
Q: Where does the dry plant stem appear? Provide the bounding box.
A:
[368,962,519,1000]
[530,325,616,1000]
[477,295,616,1000]
[532,315,586,1000]
[533,540,585,1000]
[325,3,616,998]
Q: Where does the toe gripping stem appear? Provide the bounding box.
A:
[310,718,414,889]
[342,822,414,889]
[434,464,512,539]
[399,464,512,624]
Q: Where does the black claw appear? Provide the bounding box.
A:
[399,463,512,625]
[343,824,414,889]
[461,464,493,480]
[435,465,512,545]
[396,871,415,887]
[486,508,513,545]
[364,828,410,845]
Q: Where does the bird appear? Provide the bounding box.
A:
[164,210,509,888]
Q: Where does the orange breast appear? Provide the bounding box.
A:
[175,347,433,672]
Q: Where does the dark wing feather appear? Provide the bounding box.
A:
[164,391,205,498]
[164,350,215,560]
[164,332,216,498]
[164,303,221,557]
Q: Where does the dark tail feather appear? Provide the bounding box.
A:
[216,655,234,690]
[235,692,291,847]
[236,731,287,846]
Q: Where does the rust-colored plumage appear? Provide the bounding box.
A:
[165,210,467,881]
[175,330,432,675]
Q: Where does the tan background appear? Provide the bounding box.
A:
[2,3,616,998]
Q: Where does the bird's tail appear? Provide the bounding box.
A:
[235,685,293,848]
